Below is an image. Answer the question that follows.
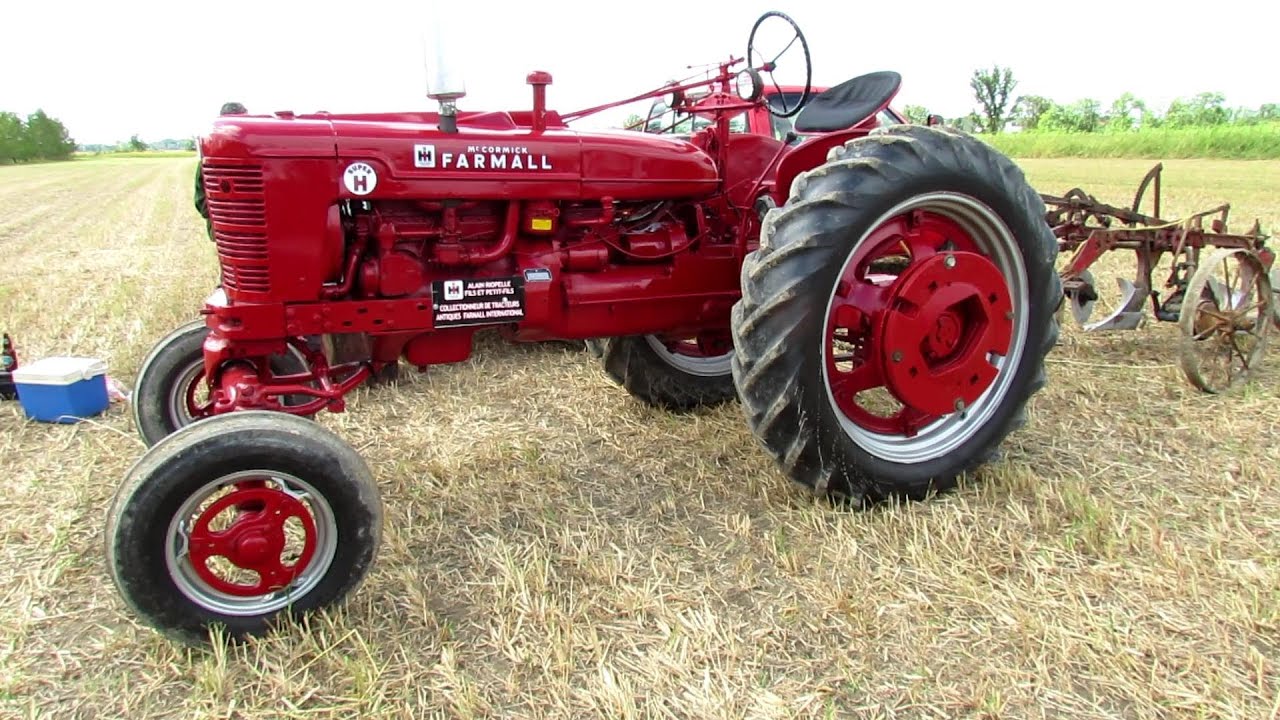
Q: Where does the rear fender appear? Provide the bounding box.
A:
[772,127,872,205]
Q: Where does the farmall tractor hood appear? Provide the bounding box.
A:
[201,110,719,202]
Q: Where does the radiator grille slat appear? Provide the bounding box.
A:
[203,161,269,293]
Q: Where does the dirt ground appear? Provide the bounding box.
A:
[0,156,1276,719]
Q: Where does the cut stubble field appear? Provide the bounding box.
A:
[0,157,1277,719]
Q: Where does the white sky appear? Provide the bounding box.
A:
[2,0,1276,145]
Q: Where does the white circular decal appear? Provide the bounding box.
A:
[343,162,378,196]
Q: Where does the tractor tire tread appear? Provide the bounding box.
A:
[730,124,1061,504]
[106,411,383,644]
[595,336,736,411]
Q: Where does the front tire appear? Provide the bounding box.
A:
[731,125,1060,504]
[132,320,312,446]
[106,412,382,643]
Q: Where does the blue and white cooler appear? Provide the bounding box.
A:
[13,357,110,423]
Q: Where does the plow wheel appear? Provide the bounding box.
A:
[593,333,736,411]
[131,320,313,446]
[1272,266,1280,330]
[731,125,1060,504]
[106,412,382,643]
[1177,248,1273,393]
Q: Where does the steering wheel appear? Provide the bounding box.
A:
[747,11,812,118]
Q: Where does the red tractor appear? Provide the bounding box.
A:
[107,12,1060,642]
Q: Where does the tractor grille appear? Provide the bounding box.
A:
[203,161,270,293]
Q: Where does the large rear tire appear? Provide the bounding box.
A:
[106,412,382,643]
[731,125,1060,504]
[593,334,737,411]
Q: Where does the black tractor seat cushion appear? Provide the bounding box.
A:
[793,71,902,133]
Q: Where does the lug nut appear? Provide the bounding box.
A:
[943,254,957,269]
[891,350,903,363]
[953,398,966,412]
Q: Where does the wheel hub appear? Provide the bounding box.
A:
[878,251,1014,416]
[186,485,317,597]
[926,311,963,359]
[233,533,275,564]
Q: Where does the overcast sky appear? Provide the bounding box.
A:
[3,0,1276,145]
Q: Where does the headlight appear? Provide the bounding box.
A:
[734,69,763,102]
[664,83,685,111]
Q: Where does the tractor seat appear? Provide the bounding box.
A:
[793,71,902,133]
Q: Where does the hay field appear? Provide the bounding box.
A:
[0,156,1277,719]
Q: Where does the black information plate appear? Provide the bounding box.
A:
[431,276,526,328]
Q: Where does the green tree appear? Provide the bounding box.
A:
[969,65,1017,133]
[1230,107,1259,125]
[621,113,644,130]
[1164,92,1228,127]
[1011,95,1052,130]
[1259,103,1279,120]
[0,112,26,163]
[24,109,76,160]
[901,105,930,125]
[127,134,148,152]
[951,112,984,134]
[1041,99,1102,133]
[1107,92,1146,131]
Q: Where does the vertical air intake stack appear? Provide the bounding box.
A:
[425,3,466,134]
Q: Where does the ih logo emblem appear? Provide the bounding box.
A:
[443,280,464,300]
[343,162,378,196]
[414,144,436,169]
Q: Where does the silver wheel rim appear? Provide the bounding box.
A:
[166,359,206,429]
[820,192,1031,464]
[644,335,734,377]
[164,470,339,616]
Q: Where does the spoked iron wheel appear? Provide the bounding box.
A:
[1271,266,1280,330]
[107,412,382,643]
[1178,247,1273,393]
[732,124,1060,504]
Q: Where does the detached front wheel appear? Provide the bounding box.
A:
[106,412,382,643]
[732,125,1060,503]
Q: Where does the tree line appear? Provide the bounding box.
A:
[80,136,197,154]
[0,110,77,163]
[903,66,1280,134]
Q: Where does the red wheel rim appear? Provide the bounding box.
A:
[822,197,1026,458]
[186,486,319,597]
[165,471,338,615]
[183,366,215,418]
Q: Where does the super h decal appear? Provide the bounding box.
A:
[432,276,526,328]
[343,162,378,195]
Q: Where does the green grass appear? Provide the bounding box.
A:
[986,123,1280,160]
[1,157,1279,718]
[74,150,197,160]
